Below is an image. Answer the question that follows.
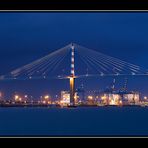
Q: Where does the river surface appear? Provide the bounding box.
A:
[0,106,148,136]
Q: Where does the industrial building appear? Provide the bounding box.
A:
[120,91,140,105]
[98,78,140,106]
[100,91,140,106]
[60,91,78,106]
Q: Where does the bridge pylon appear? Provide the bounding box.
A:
[69,43,76,106]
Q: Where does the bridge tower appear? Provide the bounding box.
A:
[69,43,75,106]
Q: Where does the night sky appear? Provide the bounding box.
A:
[0,12,148,98]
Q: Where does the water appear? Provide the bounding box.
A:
[0,106,148,136]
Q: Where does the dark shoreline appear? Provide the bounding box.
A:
[0,104,146,108]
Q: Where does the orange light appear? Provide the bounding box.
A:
[88,96,93,100]
[45,96,49,99]
[15,95,19,99]
[44,95,50,100]
[101,95,106,100]
[48,101,51,104]
[119,100,122,104]
[14,95,19,101]
[19,98,22,101]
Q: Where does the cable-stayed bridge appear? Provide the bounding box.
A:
[0,43,148,80]
[0,43,147,106]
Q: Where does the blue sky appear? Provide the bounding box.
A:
[0,12,148,98]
